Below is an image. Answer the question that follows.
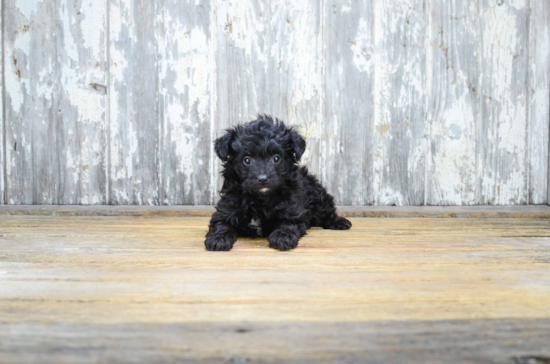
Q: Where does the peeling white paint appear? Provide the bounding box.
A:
[509,0,526,10]
[529,0,550,204]
[36,68,54,101]
[15,0,43,20]
[80,1,105,58]
[372,0,426,205]
[5,28,32,112]
[13,28,31,54]
[351,18,371,73]
[425,0,481,206]
[5,48,24,112]
[379,189,404,206]
[3,0,547,206]
[431,96,477,205]
[60,3,79,63]
[480,0,529,205]
[219,0,268,66]
[157,1,213,204]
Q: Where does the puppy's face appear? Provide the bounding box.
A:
[214,117,306,196]
[232,144,289,195]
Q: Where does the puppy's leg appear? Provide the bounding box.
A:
[322,212,352,230]
[303,173,352,230]
[315,190,352,230]
[268,223,306,251]
[205,213,238,251]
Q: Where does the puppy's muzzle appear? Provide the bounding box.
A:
[257,174,268,184]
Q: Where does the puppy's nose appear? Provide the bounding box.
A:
[257,174,268,184]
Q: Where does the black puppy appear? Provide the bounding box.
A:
[205,115,351,251]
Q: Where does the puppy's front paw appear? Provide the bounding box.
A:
[327,216,352,230]
[205,234,236,251]
[268,228,299,251]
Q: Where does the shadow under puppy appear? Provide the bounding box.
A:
[205,115,351,251]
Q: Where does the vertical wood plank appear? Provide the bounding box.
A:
[373,0,427,206]
[323,0,374,205]
[157,0,212,205]
[479,0,529,205]
[529,0,550,204]
[214,0,322,200]
[57,0,107,204]
[109,0,159,205]
[4,1,58,204]
[426,1,480,205]
[4,0,106,204]
[0,0,3,204]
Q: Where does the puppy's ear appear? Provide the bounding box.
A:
[289,128,306,162]
[214,129,235,161]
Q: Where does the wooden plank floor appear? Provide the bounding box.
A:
[1,214,550,363]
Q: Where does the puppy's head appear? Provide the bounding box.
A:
[214,115,306,196]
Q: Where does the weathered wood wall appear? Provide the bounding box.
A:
[2,0,549,206]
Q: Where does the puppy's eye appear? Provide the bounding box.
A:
[272,155,281,164]
[243,157,252,166]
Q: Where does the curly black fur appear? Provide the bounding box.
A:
[205,115,352,251]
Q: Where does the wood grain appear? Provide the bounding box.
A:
[479,0,529,205]
[3,0,107,205]
[0,1,549,206]
[157,0,213,205]
[322,0,374,206]
[4,0,58,204]
[1,204,550,218]
[373,0,427,206]
[57,0,108,204]
[0,215,549,362]
[0,0,3,205]
[109,0,159,205]
[529,0,550,204]
[1,320,549,363]
[426,1,479,205]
